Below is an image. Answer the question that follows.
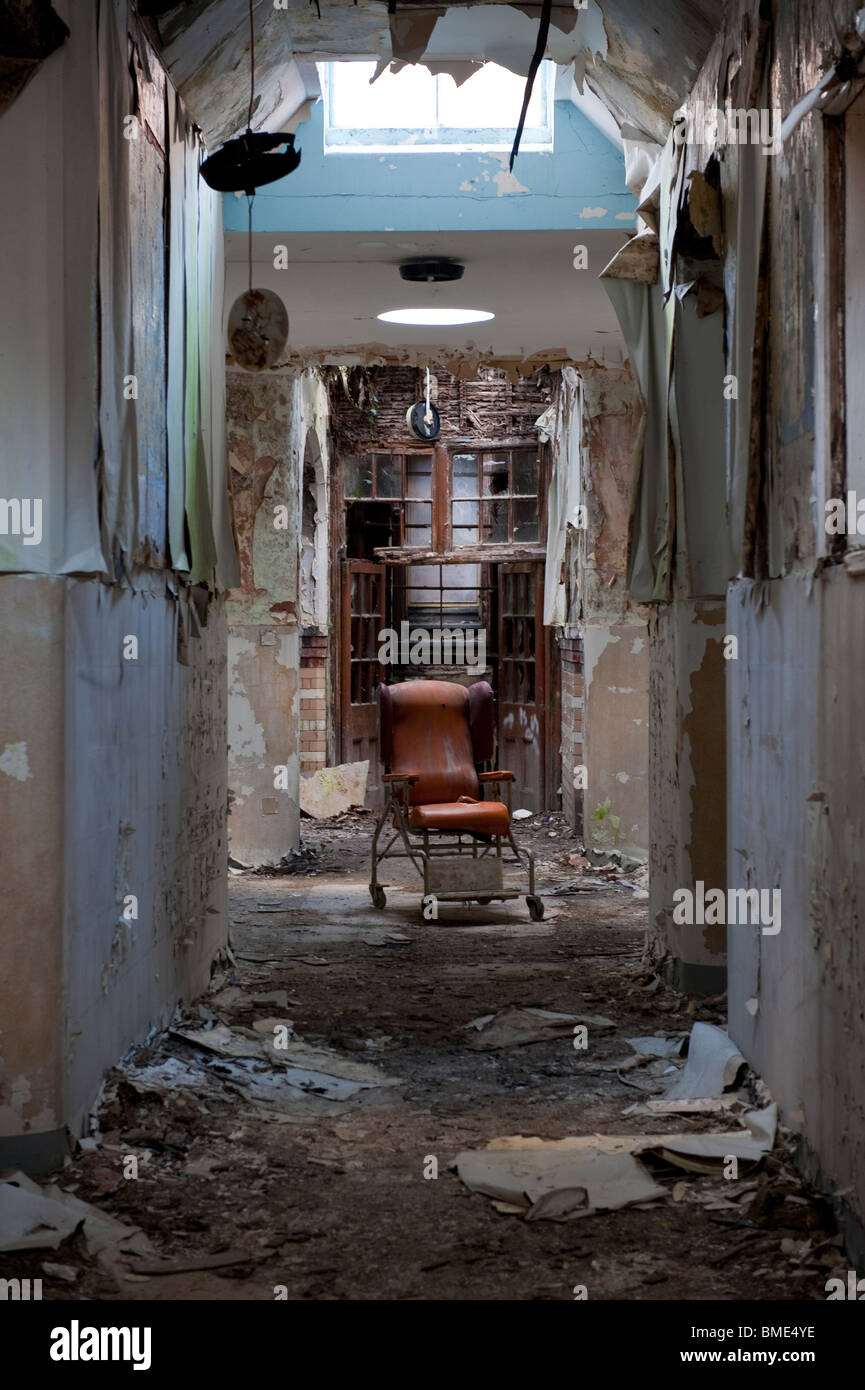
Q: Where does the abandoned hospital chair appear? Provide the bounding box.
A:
[369,678,544,920]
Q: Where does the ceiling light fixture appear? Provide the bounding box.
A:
[377,308,495,326]
[399,259,465,283]
[200,0,300,195]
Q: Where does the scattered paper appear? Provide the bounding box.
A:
[626,1036,684,1059]
[453,1107,777,1217]
[452,1145,666,1219]
[663,1022,746,1100]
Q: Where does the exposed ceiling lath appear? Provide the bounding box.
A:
[143,0,724,149]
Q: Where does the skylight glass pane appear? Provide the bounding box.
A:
[324,60,553,150]
[329,62,436,129]
[437,63,543,128]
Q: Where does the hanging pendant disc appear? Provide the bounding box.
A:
[227,288,288,370]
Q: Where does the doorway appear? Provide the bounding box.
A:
[329,370,556,812]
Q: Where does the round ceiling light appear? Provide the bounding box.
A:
[377,307,495,326]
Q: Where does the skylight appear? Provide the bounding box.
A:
[322,61,554,154]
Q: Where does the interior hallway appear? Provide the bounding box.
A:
[5,814,838,1301]
[4,0,865,1320]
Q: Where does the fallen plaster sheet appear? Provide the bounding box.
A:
[626,1036,684,1059]
[465,1006,615,1049]
[624,1096,745,1118]
[173,1023,261,1059]
[121,1051,349,1109]
[218,1058,374,1105]
[120,1055,223,1099]
[299,761,369,819]
[662,1022,746,1101]
[453,1106,778,1218]
[0,1172,152,1263]
[172,1022,402,1099]
[452,1147,666,1219]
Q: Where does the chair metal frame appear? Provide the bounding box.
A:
[369,769,544,920]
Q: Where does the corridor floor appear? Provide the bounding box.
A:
[23,817,838,1301]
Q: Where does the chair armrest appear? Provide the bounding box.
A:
[478,771,515,783]
[382,773,419,785]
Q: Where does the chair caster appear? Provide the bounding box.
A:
[526,895,544,921]
[477,897,492,905]
[370,884,386,909]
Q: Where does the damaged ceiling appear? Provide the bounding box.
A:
[223,228,627,372]
[144,0,724,148]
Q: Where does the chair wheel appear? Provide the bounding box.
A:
[370,885,386,909]
[477,897,492,905]
[527,895,544,921]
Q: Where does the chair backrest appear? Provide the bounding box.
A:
[379,679,494,805]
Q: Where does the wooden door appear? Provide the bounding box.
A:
[340,560,386,806]
[497,562,545,813]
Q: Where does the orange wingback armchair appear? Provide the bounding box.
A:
[370,678,542,919]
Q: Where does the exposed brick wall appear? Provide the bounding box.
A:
[559,631,584,835]
[327,364,554,453]
[299,633,327,770]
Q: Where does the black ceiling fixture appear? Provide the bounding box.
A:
[213,0,291,369]
[399,258,465,284]
[200,0,301,196]
[200,130,300,195]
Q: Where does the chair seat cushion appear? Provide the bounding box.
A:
[408,799,511,836]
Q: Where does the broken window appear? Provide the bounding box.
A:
[343,453,415,559]
[451,448,540,545]
[343,445,541,560]
[323,60,553,154]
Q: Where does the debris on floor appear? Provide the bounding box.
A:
[452,1144,666,1219]
[626,1035,684,1060]
[662,1021,746,1101]
[0,1170,153,1272]
[160,1019,403,1106]
[18,830,837,1302]
[465,1005,615,1050]
[452,1106,778,1219]
[250,845,320,877]
[299,761,369,819]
